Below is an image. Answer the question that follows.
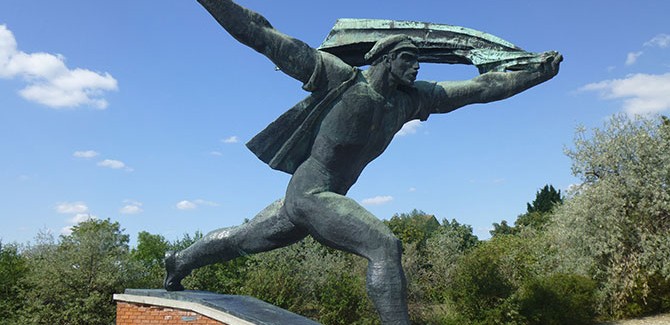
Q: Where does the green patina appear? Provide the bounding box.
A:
[319,18,550,73]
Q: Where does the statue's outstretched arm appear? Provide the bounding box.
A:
[197,0,317,84]
[432,52,563,114]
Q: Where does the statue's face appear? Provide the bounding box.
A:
[389,50,420,86]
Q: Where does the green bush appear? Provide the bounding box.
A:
[550,115,670,317]
[448,238,518,323]
[620,273,670,317]
[446,234,571,324]
[517,273,597,325]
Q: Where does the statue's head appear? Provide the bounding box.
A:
[365,35,420,86]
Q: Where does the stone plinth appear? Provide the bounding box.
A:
[114,289,321,325]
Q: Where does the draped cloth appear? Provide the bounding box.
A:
[318,18,552,73]
[246,58,359,175]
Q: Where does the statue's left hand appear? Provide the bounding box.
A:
[539,51,563,78]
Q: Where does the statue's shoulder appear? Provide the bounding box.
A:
[303,50,356,93]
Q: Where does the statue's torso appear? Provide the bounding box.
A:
[303,80,417,194]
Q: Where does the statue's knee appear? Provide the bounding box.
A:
[390,236,403,255]
[283,194,310,221]
[376,235,402,260]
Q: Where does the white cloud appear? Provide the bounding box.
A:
[222,136,239,144]
[176,199,219,210]
[176,200,198,210]
[60,226,73,236]
[361,195,394,206]
[625,51,643,66]
[56,201,89,214]
[97,159,131,171]
[120,200,143,215]
[54,201,96,236]
[210,151,223,156]
[408,187,417,192]
[580,73,670,115]
[644,34,670,48]
[194,199,220,207]
[0,24,117,109]
[69,213,95,224]
[120,205,142,214]
[396,120,422,136]
[73,150,99,159]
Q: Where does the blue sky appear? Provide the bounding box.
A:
[1,0,669,245]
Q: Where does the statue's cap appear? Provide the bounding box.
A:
[364,35,417,64]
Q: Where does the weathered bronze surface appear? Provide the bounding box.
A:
[166,1,562,324]
[319,18,553,73]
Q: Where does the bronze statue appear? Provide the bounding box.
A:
[165,1,562,324]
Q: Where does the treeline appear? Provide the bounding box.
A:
[2,114,670,324]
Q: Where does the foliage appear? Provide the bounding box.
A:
[181,236,378,325]
[491,185,563,237]
[0,242,30,324]
[516,273,597,325]
[385,209,440,249]
[550,114,670,318]
[242,238,378,324]
[490,219,516,237]
[444,231,595,325]
[385,211,478,297]
[130,231,170,288]
[416,219,478,303]
[525,184,562,215]
[438,218,479,252]
[183,256,250,294]
[448,235,537,323]
[169,230,203,251]
[18,219,139,325]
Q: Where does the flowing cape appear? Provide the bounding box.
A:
[246,69,359,174]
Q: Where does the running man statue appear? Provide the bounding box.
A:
[165,1,562,324]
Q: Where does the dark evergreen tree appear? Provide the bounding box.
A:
[491,185,563,237]
[526,184,563,214]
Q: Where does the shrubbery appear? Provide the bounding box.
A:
[516,273,597,325]
[550,115,670,318]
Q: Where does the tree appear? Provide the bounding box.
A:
[491,185,563,237]
[130,231,170,288]
[526,184,562,215]
[550,114,670,317]
[417,219,478,303]
[385,209,440,249]
[437,218,479,252]
[0,242,29,324]
[448,235,534,324]
[19,219,139,324]
[489,220,514,237]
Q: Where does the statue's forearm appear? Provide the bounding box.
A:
[197,0,316,84]
[197,0,273,49]
[433,57,559,114]
[477,69,550,102]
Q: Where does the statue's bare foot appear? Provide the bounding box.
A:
[164,251,186,291]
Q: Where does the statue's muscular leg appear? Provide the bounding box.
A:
[285,190,410,325]
[164,199,307,291]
